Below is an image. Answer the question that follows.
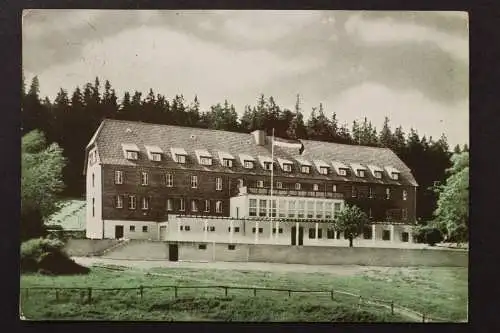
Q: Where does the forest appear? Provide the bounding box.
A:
[21,75,468,223]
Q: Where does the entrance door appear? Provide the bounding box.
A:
[169,243,179,261]
[115,225,124,239]
[291,226,304,246]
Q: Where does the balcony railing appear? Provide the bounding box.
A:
[242,187,344,200]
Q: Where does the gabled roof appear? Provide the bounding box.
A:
[195,149,211,157]
[258,155,274,168]
[89,119,418,186]
[331,160,348,173]
[122,143,139,151]
[367,164,384,177]
[277,158,293,170]
[239,153,256,162]
[385,166,401,175]
[218,151,235,160]
[295,158,312,166]
[144,145,163,160]
[350,163,367,171]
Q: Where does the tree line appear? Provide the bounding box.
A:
[21,75,468,223]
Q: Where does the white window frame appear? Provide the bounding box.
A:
[223,159,233,168]
[313,184,319,191]
[386,188,391,200]
[259,199,267,217]
[191,175,198,188]
[249,199,257,216]
[257,180,264,188]
[402,208,408,220]
[166,198,173,211]
[352,186,357,198]
[141,197,149,210]
[332,184,337,192]
[128,195,136,210]
[151,152,161,161]
[338,169,347,176]
[204,200,210,212]
[238,179,244,188]
[392,173,399,180]
[244,160,254,169]
[369,187,374,198]
[264,162,273,171]
[283,164,292,172]
[200,157,212,165]
[295,183,301,190]
[301,165,310,174]
[126,151,138,160]
[116,195,123,209]
[320,167,329,175]
[216,177,223,191]
[374,171,382,179]
[276,181,283,189]
[358,170,365,177]
[402,190,408,201]
[179,198,185,211]
[176,154,186,164]
[215,200,223,213]
[165,173,173,187]
[141,172,149,186]
[115,171,123,185]
[191,200,198,212]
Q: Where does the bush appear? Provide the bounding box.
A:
[412,225,444,246]
[20,238,89,275]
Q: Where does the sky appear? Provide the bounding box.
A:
[22,10,469,147]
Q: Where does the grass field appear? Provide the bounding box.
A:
[20,264,468,322]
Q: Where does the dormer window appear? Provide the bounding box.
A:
[244,161,254,169]
[200,157,212,166]
[339,169,347,176]
[264,162,273,171]
[301,165,310,174]
[385,166,401,181]
[391,173,399,180]
[223,159,233,168]
[176,154,186,164]
[171,147,188,164]
[374,171,382,179]
[218,151,235,168]
[283,164,292,172]
[319,167,328,175]
[126,151,138,160]
[351,164,367,178]
[151,153,161,161]
[357,170,365,177]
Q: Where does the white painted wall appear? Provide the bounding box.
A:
[85,150,103,239]
[103,220,160,240]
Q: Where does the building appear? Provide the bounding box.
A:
[84,119,418,247]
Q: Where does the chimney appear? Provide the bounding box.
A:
[251,129,267,146]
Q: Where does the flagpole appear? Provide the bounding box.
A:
[270,128,274,239]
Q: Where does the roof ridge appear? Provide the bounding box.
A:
[300,138,393,152]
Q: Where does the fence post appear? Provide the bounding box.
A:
[139,286,143,300]
[330,290,334,300]
[253,288,257,297]
[358,296,362,310]
[87,288,92,304]
[422,313,426,323]
[224,287,228,297]
[55,289,59,302]
[390,301,394,315]
[80,290,84,303]
[174,286,178,299]
[288,290,291,297]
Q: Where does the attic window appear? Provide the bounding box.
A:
[338,169,347,176]
[283,164,292,172]
[223,159,233,168]
[319,167,329,175]
[391,173,399,180]
[244,161,254,169]
[357,170,366,177]
[264,162,273,171]
[126,151,138,160]
[301,165,310,174]
[151,153,161,161]
[374,171,383,179]
[176,154,186,164]
[200,157,212,166]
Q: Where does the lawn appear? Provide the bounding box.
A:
[19,265,468,322]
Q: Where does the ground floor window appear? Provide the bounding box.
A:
[181,225,191,231]
[198,244,207,250]
[336,231,342,239]
[249,199,257,216]
[327,228,335,239]
[363,226,372,239]
[401,232,409,242]
[142,226,148,232]
[272,228,284,234]
[228,226,241,233]
[130,225,135,232]
[308,228,316,239]
[317,228,323,239]
[382,230,391,241]
[228,244,236,250]
[252,227,263,233]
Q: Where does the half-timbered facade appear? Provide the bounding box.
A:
[84,119,418,246]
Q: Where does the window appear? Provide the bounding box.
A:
[301,165,310,174]
[317,229,323,239]
[288,200,296,218]
[141,172,149,186]
[191,200,198,212]
[257,180,264,188]
[327,228,335,239]
[200,157,211,165]
[252,227,263,233]
[401,232,409,242]
[325,202,333,219]
[283,164,292,172]
[316,202,323,219]
[215,200,223,213]
[198,244,207,250]
[279,199,286,218]
[332,184,337,192]
[276,181,283,189]
[264,162,272,171]
[166,198,173,211]
[191,175,198,188]
[204,200,210,212]
[179,198,185,211]
[176,154,186,164]
[363,227,372,239]
[151,153,161,161]
[249,199,257,216]
[259,199,267,217]
[319,167,328,175]
[336,231,342,239]
[223,159,233,167]
[228,244,236,250]
[338,169,347,176]
[382,230,391,241]
[165,173,173,187]
[352,186,357,198]
[238,179,244,188]
[115,171,123,184]
[298,200,305,218]
[234,227,240,233]
[369,208,373,218]
[244,160,254,169]
[358,170,365,177]
[386,188,391,200]
[402,190,408,201]
[271,200,277,217]
[369,187,374,198]
[272,228,283,234]
[216,177,222,191]
[115,195,123,209]
[141,197,149,210]
[92,173,95,187]
[92,198,95,217]
[402,208,408,220]
[307,201,314,218]
[295,183,301,190]
[89,151,96,164]
[210,226,215,232]
[185,226,191,231]
[309,228,316,239]
[313,184,319,191]
[126,151,138,160]
[142,226,148,233]
[334,203,341,214]
[374,171,382,179]
[391,173,399,180]
[128,195,136,210]
[130,225,135,232]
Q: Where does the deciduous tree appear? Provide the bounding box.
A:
[332,204,369,247]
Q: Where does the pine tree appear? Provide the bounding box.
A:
[351,120,361,144]
[453,144,462,154]
[286,94,307,140]
[378,116,393,148]
[102,80,118,119]
[462,144,469,152]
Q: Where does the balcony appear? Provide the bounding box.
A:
[241,187,344,200]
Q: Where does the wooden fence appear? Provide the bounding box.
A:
[19,284,459,322]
